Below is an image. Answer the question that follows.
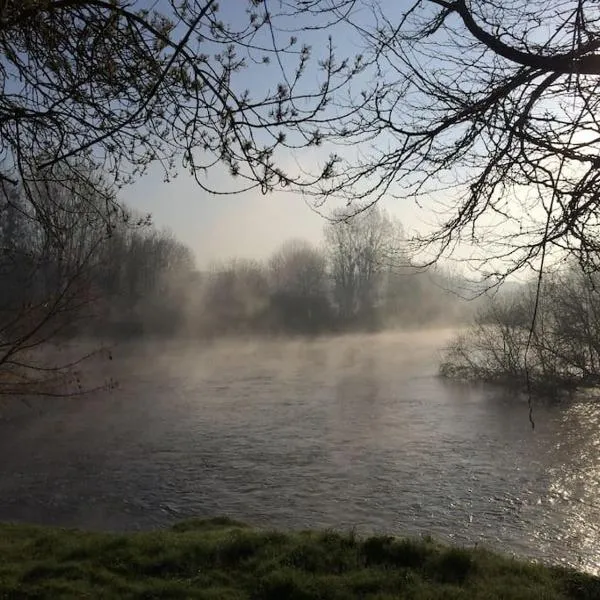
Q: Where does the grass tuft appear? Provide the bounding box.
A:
[431,546,476,584]
[0,519,596,599]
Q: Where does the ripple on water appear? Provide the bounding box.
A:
[0,330,599,573]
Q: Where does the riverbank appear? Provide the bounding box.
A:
[0,518,597,599]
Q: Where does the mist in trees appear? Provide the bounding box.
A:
[267,241,331,333]
[0,194,472,395]
[190,207,471,337]
[326,208,401,327]
[440,267,600,395]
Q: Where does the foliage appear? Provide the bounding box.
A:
[0,518,597,599]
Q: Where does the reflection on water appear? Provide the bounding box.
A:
[0,330,599,573]
[540,402,600,571]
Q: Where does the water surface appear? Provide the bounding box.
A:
[1,330,599,573]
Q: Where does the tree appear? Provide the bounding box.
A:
[201,260,269,335]
[325,207,402,325]
[0,175,119,395]
[268,240,331,332]
[312,0,600,282]
[97,225,195,336]
[440,267,600,392]
[1,1,360,200]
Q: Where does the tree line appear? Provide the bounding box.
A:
[0,181,470,388]
[99,203,469,338]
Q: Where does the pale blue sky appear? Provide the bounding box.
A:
[118,0,507,274]
[121,0,429,267]
[125,166,327,267]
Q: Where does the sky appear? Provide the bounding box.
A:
[124,161,433,269]
[121,0,431,269]
[125,166,327,268]
[118,0,564,280]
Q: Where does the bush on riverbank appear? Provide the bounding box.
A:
[0,517,597,599]
[440,268,600,394]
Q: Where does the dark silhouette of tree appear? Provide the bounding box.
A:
[0,175,121,395]
[1,1,361,200]
[96,225,195,336]
[313,0,600,282]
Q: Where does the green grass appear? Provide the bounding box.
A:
[0,517,598,599]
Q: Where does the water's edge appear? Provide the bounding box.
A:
[1,331,598,573]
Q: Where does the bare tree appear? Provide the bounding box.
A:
[0,175,120,395]
[325,206,402,324]
[311,0,600,282]
[97,224,195,335]
[1,1,362,200]
[269,240,327,298]
[440,268,600,392]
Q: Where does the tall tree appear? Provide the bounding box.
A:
[269,240,327,299]
[268,240,330,332]
[325,207,402,324]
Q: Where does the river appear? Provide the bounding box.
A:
[0,329,599,573]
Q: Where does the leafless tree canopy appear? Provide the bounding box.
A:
[325,207,403,322]
[0,0,364,200]
[2,1,600,296]
[312,0,600,280]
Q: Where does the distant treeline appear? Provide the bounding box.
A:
[0,181,473,351]
[93,208,472,338]
[0,176,480,394]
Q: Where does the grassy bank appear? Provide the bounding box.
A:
[0,518,598,599]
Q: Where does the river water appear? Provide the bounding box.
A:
[1,329,599,573]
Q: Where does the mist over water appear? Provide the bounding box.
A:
[1,330,599,573]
